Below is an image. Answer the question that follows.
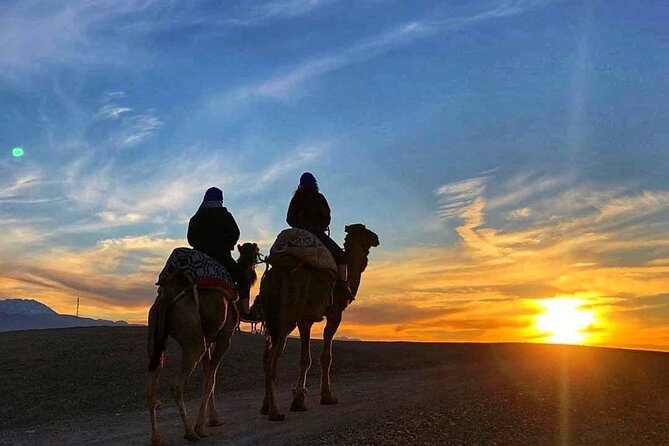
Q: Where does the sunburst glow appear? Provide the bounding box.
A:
[535,298,595,344]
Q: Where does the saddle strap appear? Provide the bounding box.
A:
[168,284,200,311]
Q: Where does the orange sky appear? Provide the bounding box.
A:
[2,180,668,352]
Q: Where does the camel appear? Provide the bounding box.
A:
[260,223,379,420]
[147,243,260,446]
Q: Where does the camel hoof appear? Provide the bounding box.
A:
[208,418,223,427]
[151,437,166,446]
[290,400,307,412]
[320,395,339,405]
[269,413,286,421]
[195,425,209,438]
[184,431,200,442]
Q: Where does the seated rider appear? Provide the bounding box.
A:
[187,187,253,318]
[286,172,354,302]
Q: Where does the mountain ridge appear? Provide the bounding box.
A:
[0,298,133,332]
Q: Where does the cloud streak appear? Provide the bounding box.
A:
[213,0,554,108]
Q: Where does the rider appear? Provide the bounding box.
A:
[187,187,253,317]
[286,172,354,302]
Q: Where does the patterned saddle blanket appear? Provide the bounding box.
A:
[158,248,238,301]
[269,229,337,276]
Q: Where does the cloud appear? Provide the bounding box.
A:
[114,113,164,147]
[506,207,531,219]
[0,0,170,81]
[0,235,181,313]
[96,104,133,120]
[224,0,337,26]
[243,144,324,193]
[0,172,43,199]
[212,0,554,108]
[455,197,506,258]
[598,191,669,220]
[97,211,145,225]
[436,176,487,220]
[345,302,456,325]
[0,0,344,82]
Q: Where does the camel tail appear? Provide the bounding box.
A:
[147,297,168,372]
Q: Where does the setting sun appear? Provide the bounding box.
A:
[535,298,595,344]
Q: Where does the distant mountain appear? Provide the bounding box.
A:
[0,298,132,332]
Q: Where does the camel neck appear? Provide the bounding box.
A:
[345,245,367,297]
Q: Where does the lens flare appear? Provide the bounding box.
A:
[12,147,24,157]
[535,297,595,344]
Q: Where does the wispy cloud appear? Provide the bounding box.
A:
[114,113,164,147]
[243,144,324,193]
[436,176,487,220]
[97,211,145,225]
[96,104,133,121]
[0,0,342,82]
[213,0,553,108]
[0,172,43,199]
[224,0,337,26]
[598,191,669,220]
[0,0,170,81]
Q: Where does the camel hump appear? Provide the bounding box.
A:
[157,247,238,297]
[269,229,337,276]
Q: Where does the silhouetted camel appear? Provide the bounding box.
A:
[147,243,260,445]
[260,224,379,420]
[235,243,264,334]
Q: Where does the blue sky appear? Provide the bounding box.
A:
[1,0,668,348]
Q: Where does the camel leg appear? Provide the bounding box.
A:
[171,339,206,441]
[320,312,342,405]
[202,332,235,431]
[263,332,289,421]
[148,367,166,446]
[193,347,216,438]
[204,343,227,427]
[200,306,237,433]
[291,321,313,412]
[261,337,271,415]
[204,348,224,428]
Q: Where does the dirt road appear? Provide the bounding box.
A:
[2,328,669,445]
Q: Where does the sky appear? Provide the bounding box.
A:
[1,0,668,350]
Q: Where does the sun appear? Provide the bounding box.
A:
[535,297,595,344]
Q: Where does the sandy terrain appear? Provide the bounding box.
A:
[1,326,668,445]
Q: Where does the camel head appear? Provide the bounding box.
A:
[343,224,379,296]
[237,242,260,267]
[344,224,380,252]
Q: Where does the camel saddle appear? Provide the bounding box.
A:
[157,247,238,302]
[268,229,337,277]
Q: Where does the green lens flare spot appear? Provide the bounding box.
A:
[12,147,24,157]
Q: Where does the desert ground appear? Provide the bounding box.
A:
[1,326,668,445]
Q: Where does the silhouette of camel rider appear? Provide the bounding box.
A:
[187,187,251,313]
[287,172,354,302]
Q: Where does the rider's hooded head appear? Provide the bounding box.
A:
[298,172,318,192]
[201,187,223,208]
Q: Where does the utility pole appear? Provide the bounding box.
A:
[76,297,80,320]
